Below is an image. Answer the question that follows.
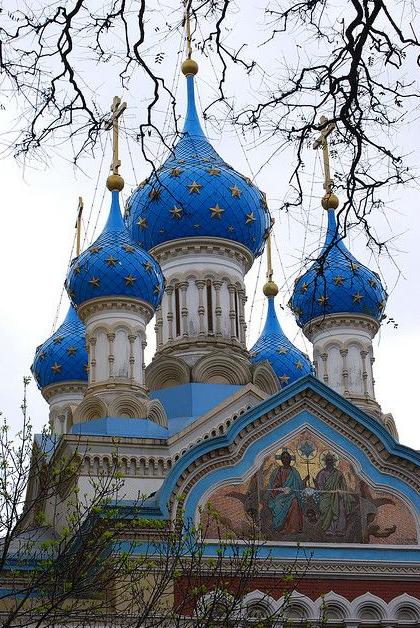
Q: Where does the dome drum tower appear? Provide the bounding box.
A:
[151,237,251,363]
[304,312,381,418]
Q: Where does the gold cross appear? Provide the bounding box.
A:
[105,96,127,175]
[313,115,336,195]
[184,1,193,59]
[266,229,274,283]
[75,196,83,256]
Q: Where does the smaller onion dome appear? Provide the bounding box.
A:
[66,191,164,309]
[31,305,88,389]
[250,292,313,388]
[289,208,387,328]
[125,68,270,257]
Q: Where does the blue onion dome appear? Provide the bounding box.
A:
[65,190,164,310]
[289,206,387,328]
[250,289,313,387]
[125,62,270,257]
[31,304,88,389]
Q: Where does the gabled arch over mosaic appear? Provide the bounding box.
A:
[155,377,419,557]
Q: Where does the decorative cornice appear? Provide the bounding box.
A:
[303,312,380,340]
[78,296,155,325]
[151,237,254,273]
[155,335,249,357]
[42,381,87,402]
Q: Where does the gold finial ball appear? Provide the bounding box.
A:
[263,280,279,298]
[106,174,125,192]
[321,193,339,210]
[182,58,198,76]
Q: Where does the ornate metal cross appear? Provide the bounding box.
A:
[105,96,127,176]
[313,115,336,195]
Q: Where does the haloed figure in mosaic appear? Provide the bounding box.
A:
[315,452,355,536]
[266,450,309,533]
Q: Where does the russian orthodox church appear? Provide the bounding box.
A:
[3,27,419,627]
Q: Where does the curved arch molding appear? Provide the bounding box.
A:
[154,376,420,563]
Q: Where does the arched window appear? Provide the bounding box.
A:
[174,285,181,337]
[206,280,214,334]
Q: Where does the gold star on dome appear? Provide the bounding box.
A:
[333,275,344,286]
[106,256,118,267]
[68,289,76,299]
[210,204,224,219]
[137,217,148,230]
[123,244,135,253]
[149,188,160,201]
[53,337,63,345]
[350,261,360,271]
[89,277,100,288]
[353,292,363,303]
[39,352,46,361]
[188,181,202,194]
[278,347,288,355]
[245,212,256,224]
[153,284,161,295]
[170,168,183,177]
[279,374,290,385]
[193,223,201,229]
[74,265,81,274]
[143,261,152,272]
[125,274,137,286]
[300,282,309,293]
[207,168,220,176]
[227,225,235,232]
[295,360,303,370]
[159,228,165,234]
[378,299,385,310]
[318,295,329,306]
[89,246,102,254]
[178,159,186,164]
[51,363,62,374]
[124,202,130,217]
[170,206,183,219]
[230,185,241,198]
[67,347,77,356]
[137,180,147,189]
[201,157,210,162]
[368,278,377,288]
[244,176,252,185]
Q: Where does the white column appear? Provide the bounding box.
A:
[196,279,206,336]
[213,280,223,337]
[180,281,189,338]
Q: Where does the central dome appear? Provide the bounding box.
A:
[125,74,270,256]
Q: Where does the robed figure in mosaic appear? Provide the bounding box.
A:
[315,452,354,536]
[266,450,307,533]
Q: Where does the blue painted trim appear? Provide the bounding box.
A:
[114,540,420,563]
[154,374,420,518]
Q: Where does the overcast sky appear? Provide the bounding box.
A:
[0,0,419,450]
